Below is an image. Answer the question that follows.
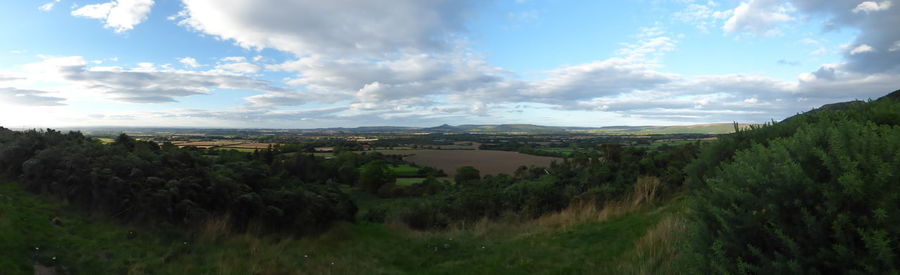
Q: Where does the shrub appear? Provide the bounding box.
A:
[689,120,900,273]
[402,202,449,230]
[361,207,387,223]
[454,166,480,185]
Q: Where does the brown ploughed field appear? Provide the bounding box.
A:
[367,149,561,177]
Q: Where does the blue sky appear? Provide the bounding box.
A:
[0,0,897,128]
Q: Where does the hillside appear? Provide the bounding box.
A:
[684,89,900,273]
[1,89,898,274]
[0,180,684,274]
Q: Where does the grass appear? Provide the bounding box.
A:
[395,178,425,186]
[536,147,576,154]
[371,146,414,150]
[2,180,689,274]
[0,181,190,274]
[634,140,695,149]
[220,147,258,152]
[394,177,452,186]
[389,164,421,177]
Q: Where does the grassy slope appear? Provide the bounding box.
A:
[0,182,192,274]
[1,181,685,274]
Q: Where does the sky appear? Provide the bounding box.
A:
[0,0,898,128]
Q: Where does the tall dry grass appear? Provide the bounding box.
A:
[198,215,232,242]
[612,214,688,274]
[631,176,661,207]
[127,176,677,274]
[442,176,666,238]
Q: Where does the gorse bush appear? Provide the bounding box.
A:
[688,92,900,274]
[0,130,357,235]
[396,142,699,229]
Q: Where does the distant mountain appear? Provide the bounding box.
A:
[425,124,568,133]
[419,123,746,135]
[572,123,749,135]
[57,123,747,136]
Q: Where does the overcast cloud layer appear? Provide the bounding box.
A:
[1,0,898,127]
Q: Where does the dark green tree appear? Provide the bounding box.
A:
[454,166,481,185]
[359,160,394,193]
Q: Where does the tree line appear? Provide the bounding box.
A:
[0,130,408,235]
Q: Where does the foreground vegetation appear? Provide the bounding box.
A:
[0,179,683,274]
[1,89,897,274]
[685,91,900,273]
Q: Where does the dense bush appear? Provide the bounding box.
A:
[397,142,699,229]
[687,92,900,273]
[454,166,481,185]
[0,130,356,235]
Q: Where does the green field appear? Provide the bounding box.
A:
[2,181,686,274]
[389,164,421,177]
[395,177,425,185]
[394,177,451,186]
[634,140,697,149]
[533,147,578,156]
[220,147,258,152]
[536,147,576,154]
[371,146,414,150]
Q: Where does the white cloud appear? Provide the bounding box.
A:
[174,0,474,56]
[217,62,260,74]
[0,87,66,106]
[852,1,892,13]
[673,2,732,32]
[71,0,155,33]
[527,59,675,102]
[178,57,201,68]
[222,56,246,63]
[18,56,288,104]
[800,38,820,45]
[792,0,900,73]
[722,0,793,36]
[523,28,678,102]
[38,0,60,12]
[850,44,875,55]
[264,51,514,108]
[168,0,496,116]
[211,57,261,73]
[890,41,900,52]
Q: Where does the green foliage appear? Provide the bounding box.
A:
[454,166,481,185]
[390,140,698,229]
[359,160,396,194]
[0,129,356,235]
[360,207,387,223]
[687,94,900,273]
[389,164,421,177]
[0,180,675,274]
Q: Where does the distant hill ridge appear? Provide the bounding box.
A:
[418,123,748,135]
[781,88,900,123]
